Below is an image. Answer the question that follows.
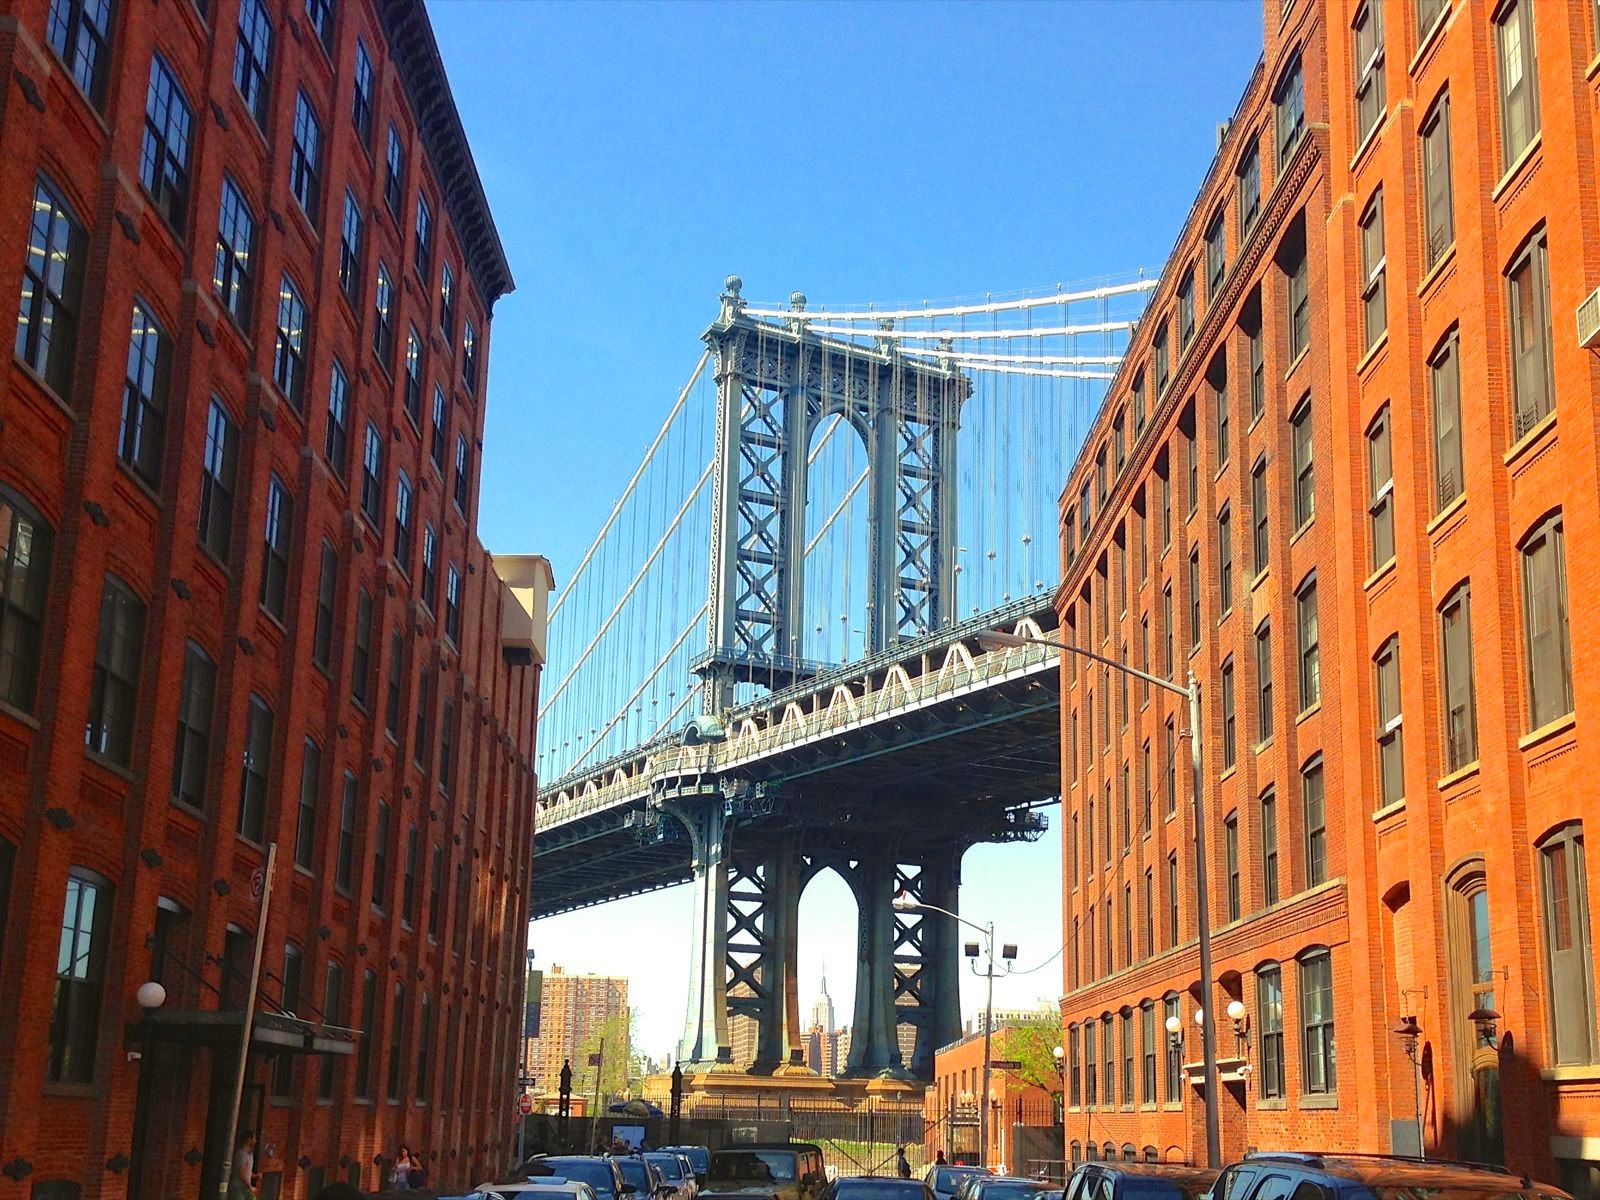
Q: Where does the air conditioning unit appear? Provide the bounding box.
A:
[1578,286,1600,350]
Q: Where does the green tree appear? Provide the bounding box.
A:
[573,1011,634,1098]
[999,1017,1067,1092]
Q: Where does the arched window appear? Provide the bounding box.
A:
[1143,1147,1159,1164]
[1069,1141,1082,1166]
[1446,861,1502,1162]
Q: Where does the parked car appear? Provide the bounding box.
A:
[924,1166,988,1200]
[956,1177,1057,1200]
[648,1151,697,1200]
[665,1146,713,1189]
[462,1181,600,1200]
[825,1177,938,1200]
[1218,1153,1570,1200]
[702,1143,827,1200]
[1066,1159,1219,1200]
[617,1154,672,1200]
[535,1156,632,1200]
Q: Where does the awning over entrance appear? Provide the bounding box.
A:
[136,1007,358,1056]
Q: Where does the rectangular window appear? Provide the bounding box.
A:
[1495,0,1540,170]
[372,800,391,912]
[462,319,479,394]
[312,541,338,670]
[1247,307,1264,420]
[1300,951,1337,1094]
[1102,1017,1115,1106]
[385,632,403,737]
[233,0,273,128]
[1237,142,1261,236]
[1178,275,1195,350]
[1215,382,1230,474]
[198,399,238,562]
[1417,0,1447,40]
[1354,1,1386,143]
[335,772,357,894]
[295,739,320,871]
[385,124,405,217]
[1441,584,1478,770]
[1250,457,1269,575]
[1153,329,1169,396]
[47,0,113,106]
[238,696,272,842]
[428,844,443,941]
[352,38,374,146]
[172,643,215,811]
[339,190,363,304]
[1291,396,1314,529]
[49,868,112,1082]
[141,55,194,228]
[1507,230,1554,438]
[1205,211,1226,299]
[1275,56,1306,167]
[119,302,170,487]
[1225,812,1241,921]
[1296,574,1320,711]
[290,90,323,222]
[1221,658,1237,771]
[440,262,457,341]
[1187,548,1201,649]
[374,263,396,367]
[445,565,462,643]
[352,588,374,708]
[387,983,406,1102]
[1186,426,1198,515]
[1143,867,1154,957]
[416,991,432,1101]
[394,472,414,571]
[214,178,256,326]
[1085,1015,1097,1105]
[1218,506,1233,614]
[361,423,384,526]
[1164,994,1181,1102]
[1160,468,1172,550]
[259,475,292,620]
[414,195,434,280]
[1521,514,1573,729]
[402,826,419,926]
[1121,1009,1134,1102]
[1423,334,1463,519]
[1261,788,1279,905]
[1285,236,1309,363]
[86,577,145,766]
[439,700,456,794]
[318,961,343,1099]
[1258,965,1285,1097]
[431,386,449,472]
[414,669,433,773]
[355,969,377,1097]
[1361,190,1387,350]
[420,524,438,611]
[404,328,424,423]
[0,492,52,715]
[1303,757,1326,886]
[1113,409,1126,472]
[1167,852,1179,945]
[1422,94,1454,268]
[454,434,472,513]
[1122,883,1132,967]
[16,177,86,397]
[1376,637,1405,807]
[1539,825,1597,1065]
[325,359,350,476]
[273,275,308,407]
[1367,406,1394,568]
[1164,719,1176,816]
[1069,1026,1082,1107]
[1256,621,1273,744]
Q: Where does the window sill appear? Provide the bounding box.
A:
[1219,765,1238,785]
[1436,760,1481,792]
[1254,736,1274,755]
[1519,711,1576,752]
[42,1081,100,1099]
[1349,109,1387,174]
[10,354,78,419]
[1249,567,1270,593]
[1256,1097,1287,1111]
[1426,492,1466,536]
[1371,798,1407,824]
[1299,1092,1339,1109]
[1504,409,1557,469]
[83,749,136,781]
[1355,330,1389,377]
[1491,133,1543,204]
[0,700,41,731]
[1162,1102,1183,1113]
[1283,346,1310,381]
[1362,557,1396,593]
[1541,1064,1600,1083]
[1418,244,1457,299]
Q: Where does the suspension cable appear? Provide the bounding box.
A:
[741,277,1155,322]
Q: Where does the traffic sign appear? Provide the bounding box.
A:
[520,1093,534,1115]
[249,868,265,903]
[989,1060,1023,1070]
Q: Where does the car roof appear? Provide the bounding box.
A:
[720,1144,820,1153]
[1081,1165,1219,1186]
[1242,1153,1563,1193]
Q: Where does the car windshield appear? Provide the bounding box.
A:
[1123,1181,1211,1200]
[711,1152,798,1183]
[934,1171,985,1194]
[617,1160,653,1190]
[835,1182,930,1200]
[981,1185,1053,1200]
[649,1157,686,1181]
[543,1160,618,1198]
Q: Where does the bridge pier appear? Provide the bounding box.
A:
[673,795,733,1067]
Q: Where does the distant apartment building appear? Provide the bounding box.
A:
[528,965,630,1093]
[1056,0,1599,1184]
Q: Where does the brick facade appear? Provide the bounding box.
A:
[925,1028,1058,1170]
[0,0,549,1195]
[1054,0,1600,1186]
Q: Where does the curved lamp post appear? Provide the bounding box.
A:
[977,628,1221,1169]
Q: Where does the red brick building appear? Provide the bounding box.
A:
[1055,0,1599,1187]
[926,1027,1060,1172]
[0,0,551,1195]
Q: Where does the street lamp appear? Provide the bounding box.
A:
[1393,1015,1424,1159]
[978,627,1222,1169]
[893,890,1014,1170]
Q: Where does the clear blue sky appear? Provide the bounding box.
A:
[428,0,1265,1065]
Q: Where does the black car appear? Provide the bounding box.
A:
[537,1156,632,1200]
[826,1178,937,1200]
[665,1146,713,1189]
[617,1155,671,1200]
[955,1178,1057,1200]
[1218,1153,1570,1200]
[924,1166,988,1200]
[1066,1159,1219,1200]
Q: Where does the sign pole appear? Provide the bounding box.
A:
[216,842,278,1199]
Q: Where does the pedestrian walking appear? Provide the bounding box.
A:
[896,1147,911,1179]
[390,1144,417,1190]
[228,1133,258,1200]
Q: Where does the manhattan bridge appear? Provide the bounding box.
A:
[535,273,1152,1081]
